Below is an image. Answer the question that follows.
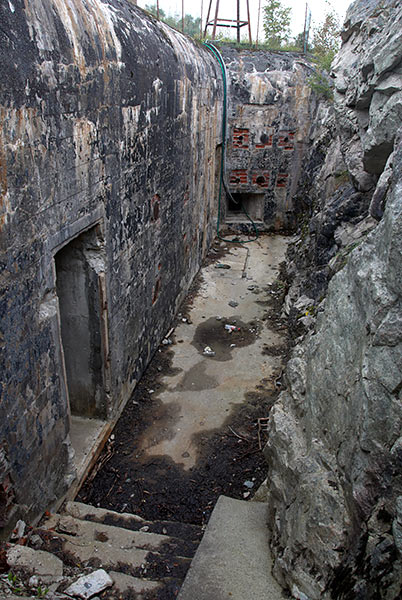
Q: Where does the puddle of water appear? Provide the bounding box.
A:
[173,362,218,391]
[191,316,260,362]
[135,401,182,457]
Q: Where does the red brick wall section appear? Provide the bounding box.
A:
[278,131,295,151]
[276,173,289,188]
[251,172,270,188]
[229,169,248,186]
[232,128,250,149]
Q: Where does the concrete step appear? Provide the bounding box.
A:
[41,512,197,558]
[178,495,286,600]
[35,521,191,583]
[65,500,203,541]
[22,501,201,597]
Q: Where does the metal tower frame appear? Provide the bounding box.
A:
[204,0,252,44]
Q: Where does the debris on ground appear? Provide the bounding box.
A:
[64,569,113,599]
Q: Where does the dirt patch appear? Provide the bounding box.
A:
[262,344,287,357]
[202,237,246,267]
[78,367,278,527]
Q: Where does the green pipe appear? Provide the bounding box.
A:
[204,42,259,244]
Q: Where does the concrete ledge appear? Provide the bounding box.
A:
[178,495,286,600]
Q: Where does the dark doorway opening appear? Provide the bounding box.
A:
[226,192,264,222]
[55,226,108,420]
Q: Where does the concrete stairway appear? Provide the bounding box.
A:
[4,497,285,599]
[5,501,203,598]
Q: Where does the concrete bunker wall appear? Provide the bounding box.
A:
[222,48,314,231]
[0,0,220,530]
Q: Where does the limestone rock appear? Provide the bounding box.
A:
[6,545,63,582]
[333,0,402,175]
[64,570,113,599]
[265,131,402,598]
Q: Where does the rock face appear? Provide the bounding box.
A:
[0,0,220,531]
[221,48,314,231]
[264,2,402,598]
[285,0,402,311]
[333,0,402,180]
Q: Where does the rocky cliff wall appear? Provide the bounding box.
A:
[264,1,402,598]
[0,0,220,531]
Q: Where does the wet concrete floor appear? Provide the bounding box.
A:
[78,234,290,523]
[138,235,289,469]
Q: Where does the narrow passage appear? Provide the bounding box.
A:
[78,234,290,526]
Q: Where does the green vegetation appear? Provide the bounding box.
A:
[143,0,341,67]
[263,0,292,49]
[145,4,201,37]
[308,10,341,99]
[5,572,49,597]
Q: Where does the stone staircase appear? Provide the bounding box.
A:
[2,497,285,599]
[3,501,203,599]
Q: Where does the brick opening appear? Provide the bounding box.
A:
[276,173,289,188]
[251,172,270,188]
[256,132,273,149]
[229,169,248,186]
[278,131,295,151]
[226,192,264,222]
[232,127,250,149]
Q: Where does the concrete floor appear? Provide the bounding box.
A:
[69,416,106,472]
[138,234,289,469]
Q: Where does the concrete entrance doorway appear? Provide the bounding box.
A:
[226,192,264,223]
[55,225,109,420]
[54,224,112,496]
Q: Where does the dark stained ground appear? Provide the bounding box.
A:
[78,238,290,527]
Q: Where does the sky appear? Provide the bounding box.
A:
[136,0,354,41]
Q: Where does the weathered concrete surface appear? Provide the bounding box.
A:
[2,500,203,598]
[222,48,314,231]
[178,495,286,600]
[137,235,289,469]
[0,0,220,531]
[6,545,64,581]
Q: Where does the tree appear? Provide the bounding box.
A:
[312,10,340,68]
[144,4,201,38]
[308,11,341,99]
[263,0,292,49]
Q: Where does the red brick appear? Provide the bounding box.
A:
[251,171,270,188]
[276,173,289,188]
[232,127,250,149]
[230,169,248,185]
